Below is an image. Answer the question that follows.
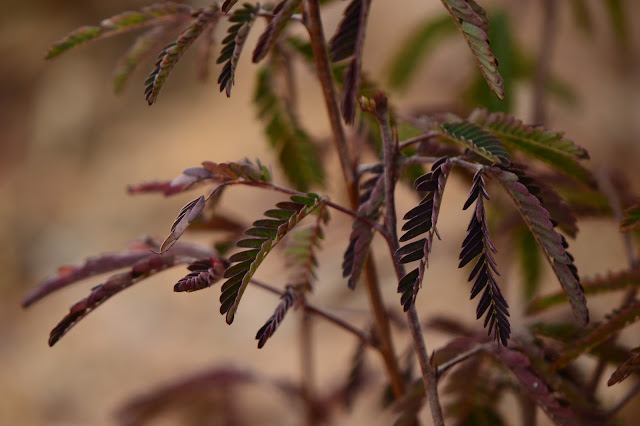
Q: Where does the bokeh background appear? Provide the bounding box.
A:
[2,0,640,424]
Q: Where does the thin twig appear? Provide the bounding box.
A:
[607,381,640,417]
[587,169,640,394]
[367,94,445,426]
[532,0,557,125]
[250,279,378,349]
[256,11,303,22]
[398,131,440,150]
[402,156,442,166]
[303,0,406,399]
[435,343,489,380]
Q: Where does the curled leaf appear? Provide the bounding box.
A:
[174,257,228,292]
[252,0,301,63]
[256,287,297,348]
[159,196,207,253]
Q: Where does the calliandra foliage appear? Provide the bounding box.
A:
[145,6,220,104]
[254,65,325,192]
[491,167,588,325]
[173,257,227,292]
[221,194,323,324]
[441,121,510,165]
[608,347,640,386]
[217,3,258,96]
[328,0,372,124]
[439,0,504,99]
[621,199,640,232]
[252,0,301,63]
[469,108,594,186]
[396,158,451,311]
[255,286,297,348]
[342,167,384,290]
[459,171,510,346]
[45,2,193,59]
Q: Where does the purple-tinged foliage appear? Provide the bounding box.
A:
[342,168,384,289]
[492,167,588,325]
[328,0,372,124]
[608,347,640,386]
[45,2,193,59]
[221,194,323,324]
[396,158,451,311]
[252,0,301,63]
[145,6,220,105]
[217,3,258,96]
[174,257,228,292]
[48,254,183,346]
[459,170,510,346]
[159,195,207,253]
[439,0,504,100]
[128,166,214,196]
[441,121,510,165]
[255,287,297,348]
[554,300,640,369]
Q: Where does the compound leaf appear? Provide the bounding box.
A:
[441,121,510,165]
[255,286,297,348]
[252,0,301,63]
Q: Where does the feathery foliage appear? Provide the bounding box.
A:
[621,199,640,232]
[608,347,640,386]
[174,257,227,292]
[342,168,384,290]
[527,268,640,315]
[441,121,510,165]
[217,3,258,96]
[252,0,301,63]
[554,300,640,369]
[45,3,193,59]
[285,204,329,290]
[221,194,323,324]
[439,0,504,99]
[145,6,220,105]
[328,0,372,124]
[256,286,297,348]
[469,109,594,186]
[492,167,588,325]
[254,65,325,191]
[459,171,510,346]
[396,158,451,311]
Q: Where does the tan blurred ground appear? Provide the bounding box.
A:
[2,0,640,425]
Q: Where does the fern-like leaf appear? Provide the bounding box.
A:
[396,158,451,311]
[174,257,227,292]
[217,3,258,96]
[439,0,504,99]
[221,0,240,13]
[113,26,173,94]
[527,268,640,315]
[328,0,372,124]
[469,108,594,186]
[254,66,325,191]
[441,121,510,165]
[608,347,640,386]
[554,300,640,369]
[285,204,329,290]
[145,6,220,105]
[621,199,640,232]
[342,168,384,289]
[252,0,301,63]
[460,171,510,345]
[159,196,207,253]
[492,167,588,325]
[48,254,183,346]
[221,194,323,324]
[46,3,193,59]
[255,286,297,348]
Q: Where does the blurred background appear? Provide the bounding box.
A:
[1,0,640,424]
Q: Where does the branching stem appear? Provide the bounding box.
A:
[303,0,406,399]
[250,279,378,349]
[367,94,445,426]
[435,343,490,380]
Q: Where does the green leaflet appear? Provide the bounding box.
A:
[253,66,325,192]
[492,168,588,325]
[518,225,542,300]
[526,269,640,315]
[46,3,193,59]
[217,3,257,97]
[440,0,504,100]
[554,300,640,369]
[469,109,594,186]
[621,199,640,232]
[145,6,220,105]
[220,194,323,324]
[441,121,510,165]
